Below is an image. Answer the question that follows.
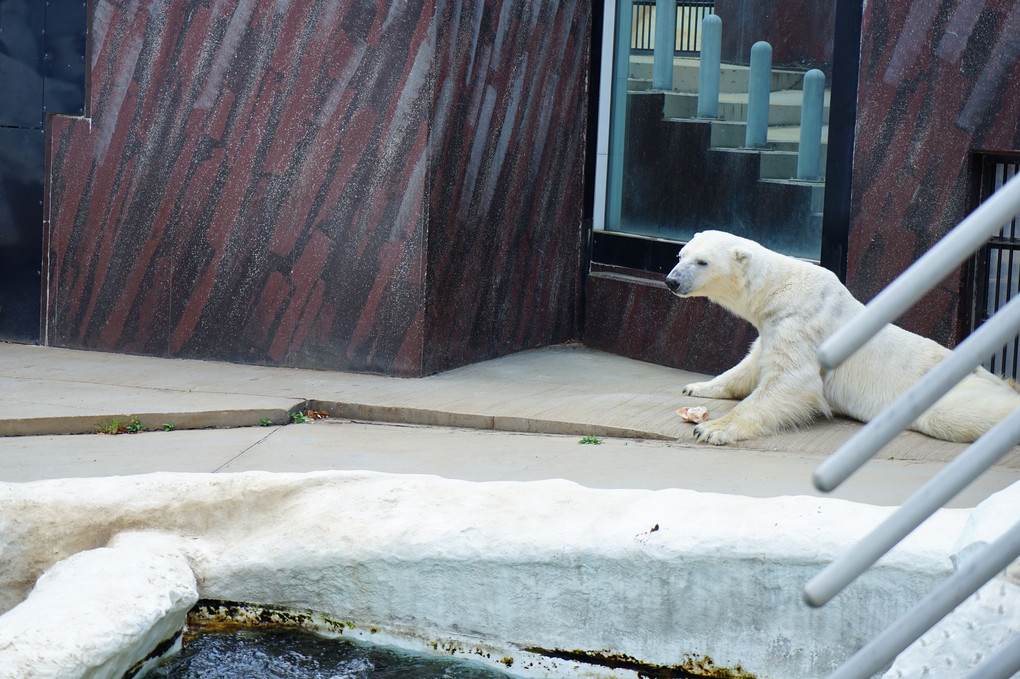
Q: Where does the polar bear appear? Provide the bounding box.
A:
[664,230,1020,445]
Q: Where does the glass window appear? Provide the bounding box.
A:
[594,0,836,262]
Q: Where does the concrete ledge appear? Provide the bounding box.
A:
[0,400,669,441]
[312,400,674,440]
[0,408,299,437]
[0,471,972,678]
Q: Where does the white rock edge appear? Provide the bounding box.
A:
[0,532,197,679]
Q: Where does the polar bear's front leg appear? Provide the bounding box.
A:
[682,339,761,400]
[692,355,828,445]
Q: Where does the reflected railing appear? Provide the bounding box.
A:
[630,0,714,55]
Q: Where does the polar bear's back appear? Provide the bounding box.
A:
[826,322,1020,438]
[824,324,950,421]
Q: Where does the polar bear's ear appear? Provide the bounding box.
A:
[731,246,751,267]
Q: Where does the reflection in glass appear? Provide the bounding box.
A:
[603,0,835,261]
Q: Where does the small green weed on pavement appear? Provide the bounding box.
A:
[94,417,146,435]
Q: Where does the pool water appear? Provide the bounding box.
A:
[150,628,513,679]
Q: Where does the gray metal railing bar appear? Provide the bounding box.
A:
[813,291,1020,492]
[964,634,1020,679]
[824,520,1020,679]
[809,172,1020,679]
[818,170,1020,370]
[804,405,1020,607]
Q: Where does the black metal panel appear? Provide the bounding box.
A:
[0,126,45,342]
[0,0,86,341]
[0,0,46,128]
[43,1,88,117]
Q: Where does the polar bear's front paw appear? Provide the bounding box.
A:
[682,381,727,398]
[692,420,736,445]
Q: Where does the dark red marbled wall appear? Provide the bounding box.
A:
[423,0,588,374]
[44,0,589,376]
[848,0,1020,346]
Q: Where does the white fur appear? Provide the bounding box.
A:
[664,230,1020,445]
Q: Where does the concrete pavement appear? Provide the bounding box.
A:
[0,341,1016,507]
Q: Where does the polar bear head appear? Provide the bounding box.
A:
[664,230,755,300]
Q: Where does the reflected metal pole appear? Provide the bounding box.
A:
[797,69,825,180]
[697,14,721,118]
[652,0,677,90]
[744,41,772,148]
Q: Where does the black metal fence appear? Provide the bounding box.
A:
[631,1,715,55]
[974,156,1020,380]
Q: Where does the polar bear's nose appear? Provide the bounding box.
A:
[665,277,680,292]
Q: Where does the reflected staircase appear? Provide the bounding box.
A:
[628,55,828,243]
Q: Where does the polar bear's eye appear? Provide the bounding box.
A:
[695,259,708,267]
